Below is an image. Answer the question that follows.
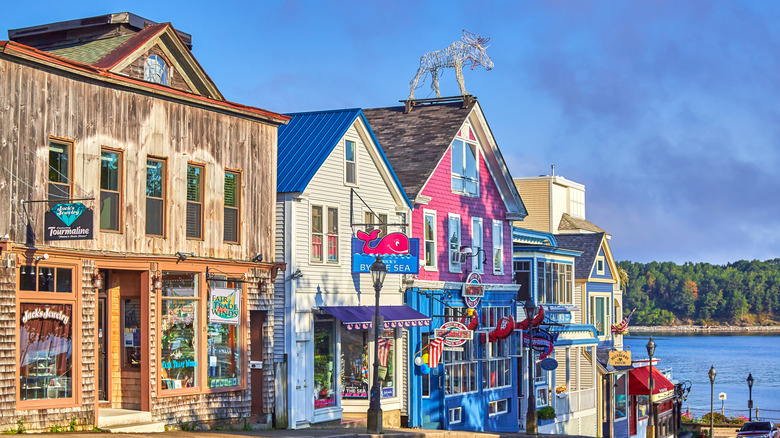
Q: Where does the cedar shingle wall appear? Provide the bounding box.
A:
[0,255,17,428]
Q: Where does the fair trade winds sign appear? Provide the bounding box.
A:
[44,203,94,241]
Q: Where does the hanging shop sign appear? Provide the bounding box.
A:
[44,203,93,241]
[352,230,420,274]
[434,320,472,351]
[540,357,558,371]
[462,272,484,308]
[609,350,632,367]
[209,287,241,325]
[523,327,558,360]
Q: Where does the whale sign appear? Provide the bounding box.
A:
[352,230,419,274]
[44,203,94,241]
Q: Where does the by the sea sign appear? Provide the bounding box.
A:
[351,230,419,274]
[209,287,240,325]
[44,203,94,241]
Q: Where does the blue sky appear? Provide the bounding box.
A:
[3,1,779,265]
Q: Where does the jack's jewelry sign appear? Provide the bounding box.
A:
[44,203,94,241]
[352,230,419,274]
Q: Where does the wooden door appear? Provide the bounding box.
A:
[250,310,266,418]
[109,271,144,410]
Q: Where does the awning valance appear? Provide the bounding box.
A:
[628,365,675,396]
[319,305,431,330]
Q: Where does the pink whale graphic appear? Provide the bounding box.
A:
[356,230,410,255]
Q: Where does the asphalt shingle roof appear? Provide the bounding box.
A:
[363,101,475,200]
[558,213,608,234]
[554,233,605,279]
[45,34,134,65]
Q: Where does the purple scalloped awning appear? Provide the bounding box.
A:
[319,305,430,330]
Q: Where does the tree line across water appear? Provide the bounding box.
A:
[617,259,780,326]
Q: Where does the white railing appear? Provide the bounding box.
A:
[553,388,596,414]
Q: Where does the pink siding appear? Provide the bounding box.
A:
[413,146,514,284]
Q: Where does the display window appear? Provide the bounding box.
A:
[122,298,141,369]
[207,278,241,389]
[379,329,395,398]
[615,372,627,420]
[160,272,200,390]
[314,317,336,409]
[19,303,73,401]
[340,328,368,399]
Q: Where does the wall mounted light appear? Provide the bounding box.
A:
[459,245,487,265]
[34,253,49,263]
[153,273,163,290]
[290,268,303,280]
[92,272,104,290]
[251,253,263,263]
[175,251,195,262]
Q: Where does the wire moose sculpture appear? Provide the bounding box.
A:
[408,30,494,100]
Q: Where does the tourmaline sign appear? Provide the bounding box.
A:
[44,203,93,241]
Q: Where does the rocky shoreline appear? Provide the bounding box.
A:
[628,325,780,333]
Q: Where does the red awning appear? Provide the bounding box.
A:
[628,365,675,395]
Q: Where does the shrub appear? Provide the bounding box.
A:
[702,412,728,424]
[537,406,556,420]
[681,411,695,422]
[730,415,748,425]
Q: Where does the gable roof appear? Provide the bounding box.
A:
[46,33,134,65]
[558,213,609,235]
[554,233,606,279]
[277,108,411,207]
[363,100,527,219]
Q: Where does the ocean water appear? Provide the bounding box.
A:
[622,332,780,422]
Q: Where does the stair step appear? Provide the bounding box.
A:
[98,409,153,428]
[102,421,166,433]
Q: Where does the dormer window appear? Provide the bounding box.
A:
[451,126,479,196]
[144,55,169,85]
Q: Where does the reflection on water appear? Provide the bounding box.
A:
[623,332,780,420]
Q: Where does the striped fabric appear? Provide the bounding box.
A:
[378,337,393,367]
[428,338,445,368]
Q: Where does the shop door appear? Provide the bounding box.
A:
[106,271,148,410]
[97,292,108,403]
[421,356,443,428]
[250,310,266,418]
[629,396,637,436]
[292,340,312,427]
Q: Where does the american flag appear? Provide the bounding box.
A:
[378,337,393,367]
[428,337,445,368]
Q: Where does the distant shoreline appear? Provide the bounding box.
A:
[628,325,780,333]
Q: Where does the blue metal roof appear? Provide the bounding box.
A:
[277,108,411,208]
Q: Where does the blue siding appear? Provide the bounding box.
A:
[588,282,614,293]
[590,246,614,280]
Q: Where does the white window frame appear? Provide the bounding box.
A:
[310,203,340,265]
[596,256,605,275]
[423,210,437,271]
[488,398,509,417]
[344,139,357,186]
[492,220,504,275]
[450,128,479,197]
[449,406,463,424]
[591,295,611,337]
[481,306,512,390]
[471,217,483,274]
[448,214,462,273]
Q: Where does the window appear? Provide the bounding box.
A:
[591,296,610,336]
[443,307,477,396]
[160,272,200,390]
[615,372,627,420]
[19,265,73,293]
[365,212,388,238]
[471,218,483,273]
[488,399,509,416]
[448,214,461,273]
[536,261,573,305]
[449,407,463,424]
[569,188,585,219]
[100,148,123,232]
[345,140,357,185]
[144,55,169,85]
[327,207,338,263]
[207,278,241,389]
[596,256,605,275]
[424,211,437,269]
[341,328,369,399]
[19,303,73,400]
[380,329,395,398]
[223,170,240,243]
[451,136,479,196]
[314,317,336,409]
[145,158,166,237]
[186,164,204,239]
[48,139,72,205]
[492,220,503,275]
[311,206,323,263]
[534,351,549,407]
[122,298,141,369]
[513,261,531,301]
[481,306,511,390]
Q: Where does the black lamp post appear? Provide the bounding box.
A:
[366,256,387,434]
[524,299,538,434]
[646,337,656,438]
[747,373,754,421]
[708,365,717,438]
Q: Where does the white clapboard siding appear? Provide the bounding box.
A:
[273,198,286,363]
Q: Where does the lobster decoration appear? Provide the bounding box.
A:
[485,305,546,342]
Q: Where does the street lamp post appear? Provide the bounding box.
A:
[708,366,717,438]
[366,256,387,434]
[524,299,538,434]
[747,373,754,421]
[646,337,656,438]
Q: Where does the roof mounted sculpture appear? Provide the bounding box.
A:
[408,30,494,100]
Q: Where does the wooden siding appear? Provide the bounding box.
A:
[118,45,193,94]
[513,179,550,233]
[580,348,594,389]
[575,284,584,324]
[273,198,286,363]
[0,55,278,262]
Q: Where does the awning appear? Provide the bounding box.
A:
[628,365,675,396]
[319,305,431,330]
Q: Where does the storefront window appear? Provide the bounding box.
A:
[161,272,199,389]
[207,279,241,388]
[19,266,72,293]
[19,303,73,400]
[637,395,649,418]
[122,299,141,369]
[615,372,627,420]
[341,328,368,399]
[380,329,394,398]
[314,318,336,408]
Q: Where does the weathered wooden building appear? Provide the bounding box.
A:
[0,13,287,432]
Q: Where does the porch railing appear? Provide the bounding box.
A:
[553,387,596,414]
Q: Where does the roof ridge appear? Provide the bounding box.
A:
[91,22,168,69]
[285,108,362,117]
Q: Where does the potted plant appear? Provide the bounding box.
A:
[538,406,556,425]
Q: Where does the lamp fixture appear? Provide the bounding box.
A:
[290,268,303,280]
[92,272,104,290]
[175,251,195,262]
[34,253,49,262]
[153,273,163,290]
[459,245,487,265]
[251,253,263,263]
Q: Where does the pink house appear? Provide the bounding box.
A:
[364,96,527,432]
